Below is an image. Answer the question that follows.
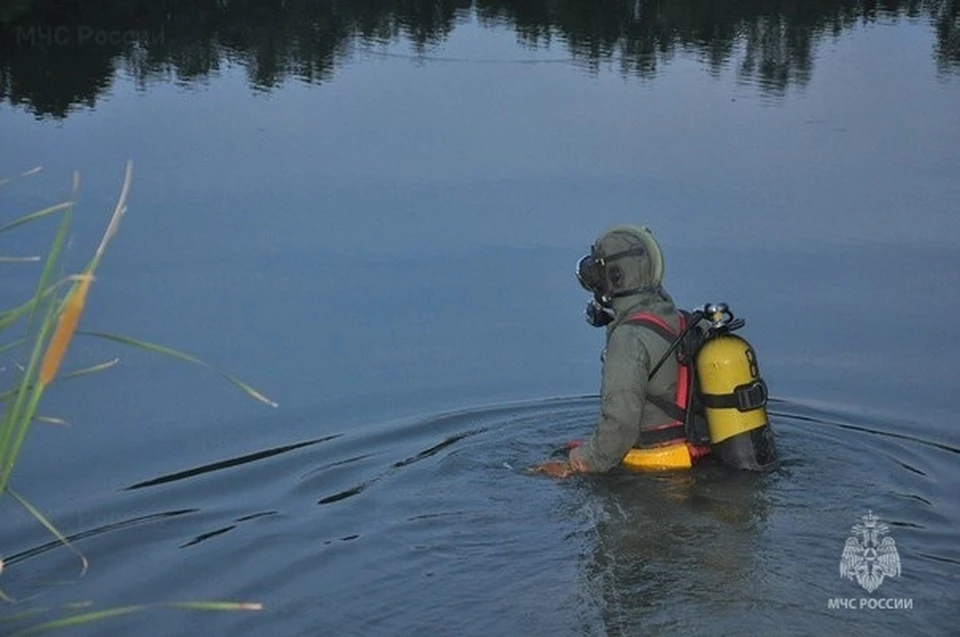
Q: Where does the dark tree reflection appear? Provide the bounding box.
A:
[1,0,956,119]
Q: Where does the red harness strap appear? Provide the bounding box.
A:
[625,311,690,447]
[566,311,712,463]
[627,311,689,411]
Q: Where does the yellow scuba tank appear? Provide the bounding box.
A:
[695,304,778,471]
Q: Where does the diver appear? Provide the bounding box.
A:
[533,225,777,478]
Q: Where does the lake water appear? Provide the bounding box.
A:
[1,1,958,635]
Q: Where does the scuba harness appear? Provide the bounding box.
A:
[623,302,779,472]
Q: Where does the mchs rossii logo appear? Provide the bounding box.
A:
[827,511,912,611]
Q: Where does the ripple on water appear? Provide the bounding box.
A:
[2,395,955,636]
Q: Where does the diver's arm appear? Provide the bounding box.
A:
[570,325,649,473]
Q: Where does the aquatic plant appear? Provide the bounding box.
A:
[0,161,274,633]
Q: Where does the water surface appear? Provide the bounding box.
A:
[1,1,958,635]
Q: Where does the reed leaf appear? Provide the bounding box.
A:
[0,256,41,263]
[0,338,26,356]
[58,357,120,381]
[9,606,147,637]
[6,489,87,577]
[77,331,278,408]
[0,274,82,335]
[33,416,69,427]
[0,165,42,187]
[0,291,59,490]
[84,160,131,275]
[26,204,72,332]
[0,299,39,333]
[0,270,61,489]
[0,358,119,403]
[0,603,93,623]
[0,202,73,236]
[168,601,263,611]
[7,600,261,637]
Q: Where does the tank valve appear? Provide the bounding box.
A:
[701,302,745,332]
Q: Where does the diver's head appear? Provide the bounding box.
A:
[576,225,665,327]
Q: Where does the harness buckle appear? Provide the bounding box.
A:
[735,380,768,411]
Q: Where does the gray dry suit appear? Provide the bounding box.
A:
[576,287,684,472]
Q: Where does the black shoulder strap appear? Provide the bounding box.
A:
[624,312,690,424]
[648,394,687,423]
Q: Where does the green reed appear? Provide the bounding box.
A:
[0,162,275,633]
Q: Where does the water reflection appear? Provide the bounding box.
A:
[1,0,956,119]
[580,468,773,635]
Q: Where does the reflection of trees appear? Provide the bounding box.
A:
[1,0,957,119]
[934,0,959,70]
[141,1,471,89]
[478,0,958,90]
[0,1,125,118]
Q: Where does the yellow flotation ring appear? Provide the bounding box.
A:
[622,442,693,471]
